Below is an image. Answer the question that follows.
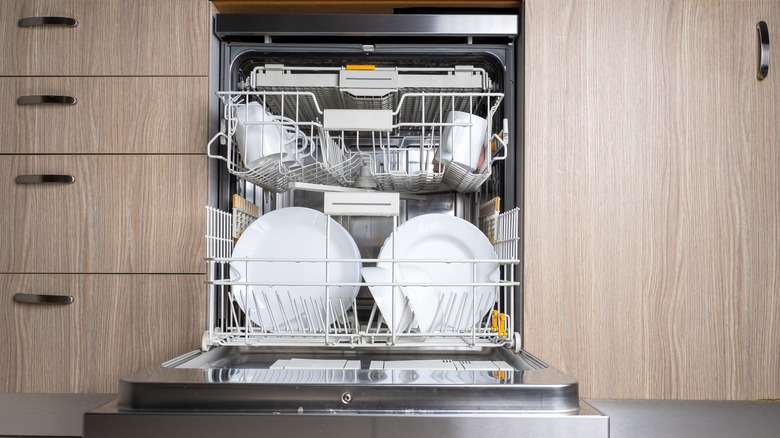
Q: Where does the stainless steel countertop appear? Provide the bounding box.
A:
[1,394,779,437]
[587,399,780,438]
[0,394,115,437]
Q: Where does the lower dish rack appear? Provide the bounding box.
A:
[203,197,520,351]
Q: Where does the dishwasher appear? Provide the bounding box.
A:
[85,12,608,438]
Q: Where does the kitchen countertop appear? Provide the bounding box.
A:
[587,399,780,438]
[0,394,115,437]
[0,395,778,437]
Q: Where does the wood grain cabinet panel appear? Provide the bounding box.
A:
[0,77,207,154]
[0,155,206,273]
[524,0,779,399]
[0,274,205,393]
[0,0,209,76]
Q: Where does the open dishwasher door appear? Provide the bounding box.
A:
[85,12,607,438]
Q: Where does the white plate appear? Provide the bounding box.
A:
[230,207,361,331]
[377,214,498,333]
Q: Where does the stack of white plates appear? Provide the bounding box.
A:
[230,207,361,331]
[364,214,499,334]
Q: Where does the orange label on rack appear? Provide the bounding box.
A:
[346,64,376,70]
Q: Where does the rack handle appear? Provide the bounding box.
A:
[757,21,770,80]
[15,174,76,184]
[18,16,79,28]
[17,95,77,106]
[13,293,74,305]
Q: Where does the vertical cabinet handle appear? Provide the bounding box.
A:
[18,17,79,28]
[13,293,74,305]
[757,21,770,80]
[15,174,76,184]
[17,95,77,106]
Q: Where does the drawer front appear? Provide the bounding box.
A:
[1,77,208,154]
[0,0,209,76]
[0,274,205,393]
[0,155,206,273]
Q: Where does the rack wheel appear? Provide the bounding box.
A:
[201,331,212,352]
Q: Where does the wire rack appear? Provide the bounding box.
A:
[207,91,364,193]
[207,65,508,194]
[203,206,520,350]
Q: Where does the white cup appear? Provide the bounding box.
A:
[233,102,309,168]
[436,111,489,172]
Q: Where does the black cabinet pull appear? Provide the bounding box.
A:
[17,95,77,106]
[13,293,74,305]
[757,21,770,80]
[18,17,79,28]
[15,174,76,184]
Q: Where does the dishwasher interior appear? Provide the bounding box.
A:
[85,12,608,438]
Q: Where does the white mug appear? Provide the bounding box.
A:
[233,102,310,168]
[436,111,489,172]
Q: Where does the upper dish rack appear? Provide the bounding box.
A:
[202,196,520,351]
[207,64,508,194]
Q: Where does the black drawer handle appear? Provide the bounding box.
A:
[13,293,74,305]
[15,174,76,184]
[17,95,77,106]
[757,21,770,80]
[18,17,79,28]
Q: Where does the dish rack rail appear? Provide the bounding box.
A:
[202,204,520,351]
[207,65,507,194]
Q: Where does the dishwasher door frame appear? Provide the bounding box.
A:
[208,12,524,349]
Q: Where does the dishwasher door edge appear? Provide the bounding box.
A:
[84,399,608,438]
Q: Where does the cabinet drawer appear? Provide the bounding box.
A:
[0,0,208,76]
[0,155,206,273]
[1,77,207,154]
[0,274,204,393]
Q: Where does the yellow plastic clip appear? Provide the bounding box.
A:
[491,370,507,380]
[345,64,376,70]
[491,310,499,332]
[499,313,508,337]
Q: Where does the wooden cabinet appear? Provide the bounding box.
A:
[1,0,210,393]
[0,77,208,154]
[524,0,779,399]
[0,275,205,393]
[0,155,206,273]
[0,0,209,76]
